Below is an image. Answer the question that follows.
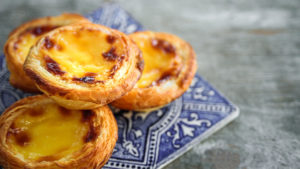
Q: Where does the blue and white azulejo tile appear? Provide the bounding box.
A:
[0,3,239,169]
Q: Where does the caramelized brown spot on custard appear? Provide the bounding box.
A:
[13,43,18,50]
[84,125,97,142]
[102,47,119,61]
[108,54,125,78]
[137,60,144,72]
[157,72,173,84]
[43,36,62,50]
[27,107,44,117]
[136,52,144,72]
[150,65,182,87]
[45,55,66,76]
[36,155,60,162]
[119,54,126,62]
[31,25,59,36]
[58,106,71,116]
[81,110,98,142]
[7,123,30,146]
[16,131,30,146]
[149,71,173,87]
[151,38,176,55]
[179,73,189,88]
[109,65,118,78]
[81,110,95,123]
[85,72,98,77]
[72,76,95,83]
[72,76,104,84]
[106,35,117,44]
[73,72,105,84]
[13,39,22,50]
[44,37,54,49]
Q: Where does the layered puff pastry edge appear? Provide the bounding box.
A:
[4,13,89,93]
[24,22,144,110]
[111,31,197,111]
[0,95,118,169]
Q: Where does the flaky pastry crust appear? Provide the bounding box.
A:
[111,31,197,111]
[0,95,118,169]
[4,13,89,92]
[23,23,143,110]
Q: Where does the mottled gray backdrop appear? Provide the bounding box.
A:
[0,0,299,169]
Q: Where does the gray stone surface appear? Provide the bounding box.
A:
[0,0,299,168]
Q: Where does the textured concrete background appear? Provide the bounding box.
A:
[1,0,300,168]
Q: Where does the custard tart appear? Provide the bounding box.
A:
[24,23,143,110]
[4,13,89,93]
[112,31,197,111]
[0,95,118,169]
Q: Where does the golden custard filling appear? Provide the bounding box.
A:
[13,25,59,63]
[39,28,127,83]
[131,35,181,88]
[6,103,92,162]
